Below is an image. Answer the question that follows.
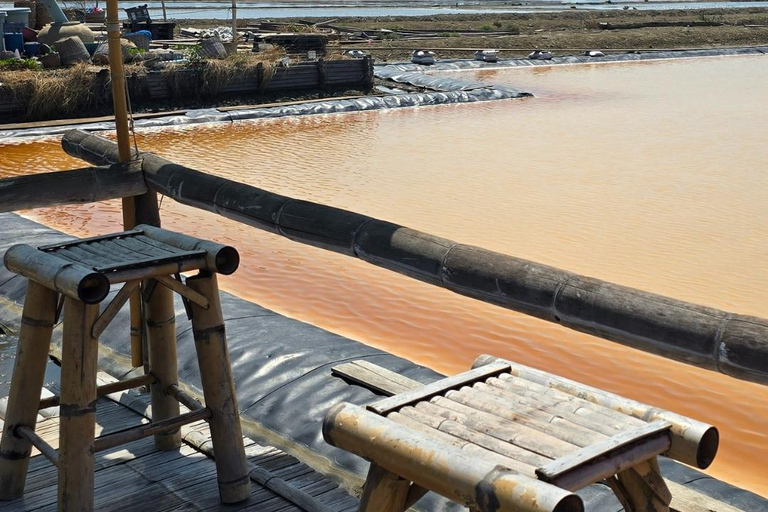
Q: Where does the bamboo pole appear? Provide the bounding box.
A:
[38,373,156,410]
[231,0,237,47]
[392,407,539,474]
[107,0,160,369]
[324,402,583,512]
[94,408,211,452]
[473,355,719,470]
[0,162,146,213]
[483,378,639,432]
[16,426,60,467]
[167,383,204,411]
[186,272,250,504]
[60,130,768,387]
[3,245,110,304]
[137,224,239,275]
[494,374,642,426]
[428,395,578,458]
[58,298,100,511]
[0,282,58,500]
[145,282,182,451]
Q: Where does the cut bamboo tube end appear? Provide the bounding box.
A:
[4,245,110,304]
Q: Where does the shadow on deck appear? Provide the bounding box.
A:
[0,382,358,512]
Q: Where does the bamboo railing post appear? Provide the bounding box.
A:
[145,281,182,450]
[125,192,161,369]
[0,282,58,500]
[58,298,100,511]
[186,272,250,503]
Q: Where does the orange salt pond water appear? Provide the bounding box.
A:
[1,55,767,496]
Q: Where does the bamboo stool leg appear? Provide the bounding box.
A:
[0,282,58,500]
[358,462,410,512]
[615,458,672,512]
[145,281,181,450]
[187,272,250,504]
[57,299,100,512]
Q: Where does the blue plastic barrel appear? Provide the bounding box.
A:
[24,41,39,56]
[4,32,23,54]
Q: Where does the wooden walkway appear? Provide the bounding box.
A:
[0,379,358,512]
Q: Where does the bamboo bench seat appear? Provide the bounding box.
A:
[324,356,720,512]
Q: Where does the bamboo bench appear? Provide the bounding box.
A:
[324,356,720,512]
[0,226,250,511]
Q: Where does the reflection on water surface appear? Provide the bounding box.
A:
[1,55,767,495]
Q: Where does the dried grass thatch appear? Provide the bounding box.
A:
[162,48,286,97]
[0,63,112,121]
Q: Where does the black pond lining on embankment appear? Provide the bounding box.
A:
[0,211,767,511]
[1,46,765,141]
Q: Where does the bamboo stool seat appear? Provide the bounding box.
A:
[324,356,720,512]
[0,225,250,511]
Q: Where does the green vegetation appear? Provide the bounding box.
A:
[0,58,41,71]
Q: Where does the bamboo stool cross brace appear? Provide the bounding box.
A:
[0,226,250,511]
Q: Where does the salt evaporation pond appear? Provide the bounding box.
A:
[0,55,767,496]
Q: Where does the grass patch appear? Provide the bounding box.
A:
[0,58,41,71]
[164,47,287,97]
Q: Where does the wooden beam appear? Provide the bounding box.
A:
[154,275,210,309]
[367,362,510,415]
[0,161,146,213]
[331,360,424,396]
[92,280,140,339]
[536,421,672,491]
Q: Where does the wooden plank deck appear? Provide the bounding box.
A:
[0,385,358,512]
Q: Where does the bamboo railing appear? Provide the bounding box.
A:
[54,129,768,386]
[1,129,766,386]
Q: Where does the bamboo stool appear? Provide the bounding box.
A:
[324,355,721,512]
[0,226,250,511]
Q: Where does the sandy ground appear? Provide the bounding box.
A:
[179,7,768,61]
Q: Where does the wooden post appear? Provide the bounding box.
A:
[186,272,250,504]
[359,463,410,512]
[145,281,181,450]
[58,298,100,511]
[230,0,237,46]
[362,55,374,91]
[0,282,58,500]
[317,58,326,96]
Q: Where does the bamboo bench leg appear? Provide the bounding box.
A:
[58,299,100,512]
[358,462,410,512]
[614,458,672,512]
[0,282,58,500]
[187,272,250,504]
[145,282,182,451]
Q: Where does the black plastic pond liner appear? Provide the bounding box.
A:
[0,212,767,511]
[379,46,768,73]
